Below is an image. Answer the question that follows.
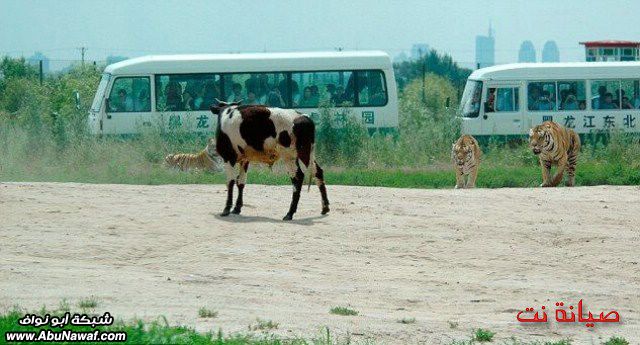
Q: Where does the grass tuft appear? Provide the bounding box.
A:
[473,328,495,342]
[603,337,629,345]
[77,296,98,309]
[248,318,279,331]
[397,317,416,324]
[329,306,359,316]
[198,307,218,318]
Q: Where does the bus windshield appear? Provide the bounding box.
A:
[91,73,110,112]
[459,80,482,118]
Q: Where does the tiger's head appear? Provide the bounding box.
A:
[205,137,219,160]
[452,137,475,168]
[528,123,550,155]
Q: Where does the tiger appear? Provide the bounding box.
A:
[164,138,220,172]
[528,121,581,187]
[452,134,482,189]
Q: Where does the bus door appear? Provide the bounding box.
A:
[482,83,524,136]
[104,76,153,135]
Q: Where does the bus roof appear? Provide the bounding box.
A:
[469,61,640,81]
[104,51,392,75]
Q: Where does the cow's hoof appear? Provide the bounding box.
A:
[282,214,293,221]
[220,209,231,217]
[231,207,242,214]
[321,206,330,215]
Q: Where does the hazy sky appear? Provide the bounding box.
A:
[2,0,640,69]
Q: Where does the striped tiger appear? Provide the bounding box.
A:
[164,138,220,172]
[528,121,581,187]
[452,134,482,189]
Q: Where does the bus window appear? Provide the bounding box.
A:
[528,82,556,111]
[619,79,639,109]
[223,73,287,107]
[591,80,620,110]
[108,76,150,113]
[357,71,387,106]
[557,81,585,111]
[292,71,355,108]
[155,74,219,111]
[491,87,519,112]
[459,80,482,118]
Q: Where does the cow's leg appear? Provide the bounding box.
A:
[232,162,248,214]
[283,158,304,221]
[220,162,236,216]
[314,160,330,215]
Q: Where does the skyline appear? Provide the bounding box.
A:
[2,0,640,70]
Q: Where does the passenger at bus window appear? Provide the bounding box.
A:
[193,84,206,110]
[266,87,286,108]
[165,81,182,111]
[369,82,386,106]
[592,85,607,110]
[182,89,195,111]
[246,91,259,105]
[579,101,586,110]
[559,89,569,109]
[203,80,218,107]
[245,74,259,95]
[291,81,300,105]
[332,85,346,105]
[562,93,578,111]
[257,75,269,100]
[486,88,496,112]
[298,86,318,107]
[621,96,634,109]
[134,89,150,112]
[227,83,244,103]
[115,89,133,112]
[599,92,618,109]
[528,86,540,110]
[534,91,554,111]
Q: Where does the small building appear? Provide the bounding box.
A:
[580,40,640,62]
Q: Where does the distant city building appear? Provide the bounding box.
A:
[411,44,429,60]
[106,55,129,65]
[27,51,50,74]
[518,41,536,63]
[475,24,495,68]
[580,40,640,61]
[542,40,560,62]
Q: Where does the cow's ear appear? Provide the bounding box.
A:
[210,105,221,115]
[231,100,243,106]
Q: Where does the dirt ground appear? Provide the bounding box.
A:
[1,182,638,344]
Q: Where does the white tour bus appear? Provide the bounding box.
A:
[459,62,640,138]
[89,51,398,135]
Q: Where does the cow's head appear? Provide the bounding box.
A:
[210,99,242,115]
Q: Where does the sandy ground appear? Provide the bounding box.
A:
[1,182,639,344]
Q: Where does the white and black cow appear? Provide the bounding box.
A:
[210,100,330,220]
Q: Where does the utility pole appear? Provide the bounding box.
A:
[420,48,426,104]
[39,60,43,85]
[78,47,87,66]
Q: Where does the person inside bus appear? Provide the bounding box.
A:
[562,93,578,110]
[534,90,554,111]
[621,96,634,109]
[134,89,150,112]
[592,85,607,110]
[165,81,182,111]
[600,92,618,109]
[298,86,318,107]
[266,86,286,107]
[114,88,133,112]
[369,82,386,106]
[227,83,244,103]
[486,88,496,112]
[579,101,587,110]
[332,85,347,105]
[246,91,259,105]
[528,86,540,110]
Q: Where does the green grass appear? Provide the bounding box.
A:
[77,296,98,309]
[248,318,279,331]
[602,337,629,345]
[329,307,358,316]
[473,328,495,342]
[198,307,218,318]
